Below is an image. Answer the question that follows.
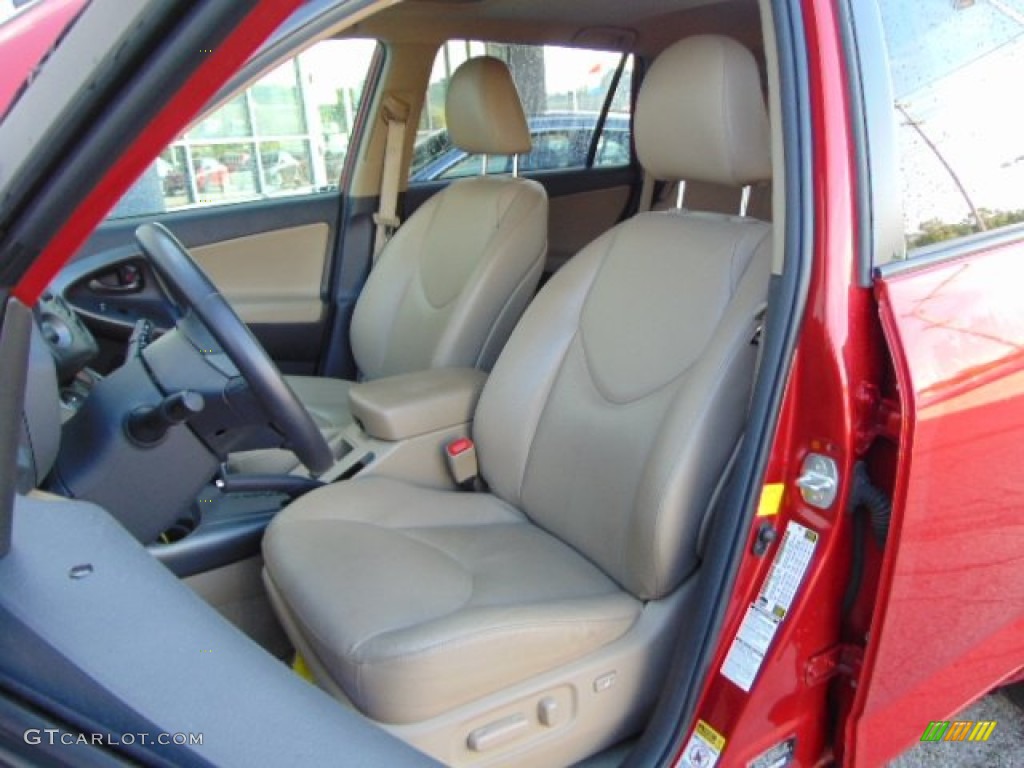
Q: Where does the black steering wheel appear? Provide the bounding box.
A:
[135,222,333,475]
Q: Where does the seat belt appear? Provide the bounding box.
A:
[372,95,410,263]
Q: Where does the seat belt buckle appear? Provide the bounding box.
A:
[445,437,478,491]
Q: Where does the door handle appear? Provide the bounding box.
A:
[87,263,143,294]
[87,278,142,294]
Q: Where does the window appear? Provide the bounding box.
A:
[109,39,378,219]
[410,41,633,183]
[880,0,1024,252]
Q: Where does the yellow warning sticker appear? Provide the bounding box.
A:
[695,720,726,751]
[679,720,727,767]
[756,483,785,517]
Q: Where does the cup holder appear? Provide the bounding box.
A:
[159,515,198,544]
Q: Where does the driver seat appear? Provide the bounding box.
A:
[263,35,771,764]
[233,56,547,475]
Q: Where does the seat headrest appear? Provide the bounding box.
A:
[635,35,770,186]
[445,57,531,156]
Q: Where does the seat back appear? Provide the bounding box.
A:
[474,36,772,601]
[350,57,548,379]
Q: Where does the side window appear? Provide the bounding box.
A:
[109,39,378,219]
[410,40,633,184]
[879,1,1024,253]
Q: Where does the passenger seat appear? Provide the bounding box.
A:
[232,56,548,474]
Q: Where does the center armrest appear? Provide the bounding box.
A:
[348,368,488,441]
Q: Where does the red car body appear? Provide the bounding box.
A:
[0,0,85,115]
[0,1,1021,766]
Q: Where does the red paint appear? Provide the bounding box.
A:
[675,0,878,764]
[13,0,306,305]
[853,242,1024,764]
[0,0,87,117]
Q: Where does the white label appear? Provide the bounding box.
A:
[720,630,765,692]
[756,522,818,620]
[720,521,818,692]
[735,602,778,654]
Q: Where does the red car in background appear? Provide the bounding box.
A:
[0,1,1020,767]
[193,156,229,192]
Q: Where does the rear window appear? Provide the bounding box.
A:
[410,40,633,183]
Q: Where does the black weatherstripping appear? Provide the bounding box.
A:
[842,461,892,616]
[625,0,816,763]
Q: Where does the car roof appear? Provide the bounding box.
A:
[352,0,762,63]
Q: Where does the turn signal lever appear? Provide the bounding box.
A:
[126,390,204,446]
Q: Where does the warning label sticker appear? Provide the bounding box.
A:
[678,720,727,768]
[721,521,818,692]
[756,522,818,620]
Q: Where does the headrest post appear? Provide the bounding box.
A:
[740,185,751,217]
[676,181,687,209]
[512,154,519,178]
[479,154,488,177]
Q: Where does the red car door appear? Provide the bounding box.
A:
[845,0,1024,764]
[857,240,1024,764]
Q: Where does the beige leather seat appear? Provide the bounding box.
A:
[263,35,772,765]
[234,56,547,473]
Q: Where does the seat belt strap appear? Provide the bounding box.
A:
[373,96,409,263]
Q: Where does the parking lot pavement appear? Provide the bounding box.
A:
[888,692,1023,768]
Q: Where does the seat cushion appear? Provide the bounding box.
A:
[262,476,642,724]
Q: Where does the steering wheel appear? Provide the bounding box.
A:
[135,222,333,475]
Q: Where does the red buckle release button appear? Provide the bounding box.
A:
[447,437,474,457]
[445,437,478,489]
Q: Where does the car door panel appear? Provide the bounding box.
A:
[189,222,328,325]
[854,237,1024,765]
[66,193,340,374]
